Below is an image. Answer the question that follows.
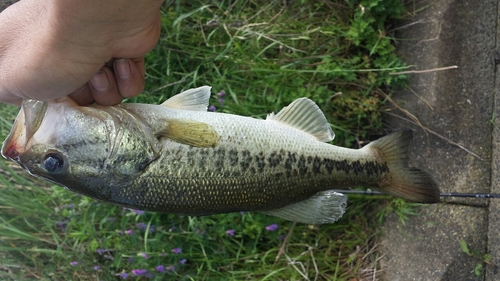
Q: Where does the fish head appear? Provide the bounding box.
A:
[2,98,111,189]
[2,98,158,201]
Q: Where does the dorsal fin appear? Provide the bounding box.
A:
[267,98,334,142]
[161,86,212,111]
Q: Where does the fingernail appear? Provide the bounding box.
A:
[115,59,131,79]
[90,70,110,92]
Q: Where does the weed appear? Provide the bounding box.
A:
[459,240,497,277]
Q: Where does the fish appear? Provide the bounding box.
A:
[1,86,440,224]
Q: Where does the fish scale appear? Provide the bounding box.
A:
[110,137,389,214]
[1,86,440,224]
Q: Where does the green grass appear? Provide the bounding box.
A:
[0,0,410,280]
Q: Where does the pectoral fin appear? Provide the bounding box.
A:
[158,120,219,148]
[262,190,347,224]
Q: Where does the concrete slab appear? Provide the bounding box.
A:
[380,204,487,281]
[380,0,497,280]
[485,46,500,281]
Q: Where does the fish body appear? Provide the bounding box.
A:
[2,86,440,224]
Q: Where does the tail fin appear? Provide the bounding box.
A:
[365,129,440,203]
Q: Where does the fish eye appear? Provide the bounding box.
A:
[43,152,66,173]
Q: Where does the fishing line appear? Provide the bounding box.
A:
[335,190,500,198]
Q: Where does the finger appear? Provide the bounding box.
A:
[114,58,145,98]
[89,67,123,105]
[69,84,95,105]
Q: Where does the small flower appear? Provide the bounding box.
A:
[119,272,129,279]
[128,257,134,263]
[96,249,111,254]
[132,269,148,276]
[66,203,75,209]
[208,105,216,112]
[137,222,155,233]
[265,224,279,231]
[278,235,284,240]
[179,259,187,265]
[218,97,225,104]
[217,91,225,97]
[226,229,235,237]
[167,265,175,272]
[124,208,145,215]
[138,252,149,259]
[70,261,78,266]
[171,247,182,254]
[132,209,145,215]
[156,265,165,273]
[125,229,134,235]
[55,220,68,231]
[93,265,101,270]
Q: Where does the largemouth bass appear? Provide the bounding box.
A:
[1,86,439,224]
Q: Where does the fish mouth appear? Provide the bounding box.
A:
[1,100,47,161]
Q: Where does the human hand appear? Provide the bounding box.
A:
[0,0,164,106]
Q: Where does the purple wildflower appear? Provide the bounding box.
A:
[167,265,175,272]
[55,220,68,231]
[226,229,235,237]
[128,257,134,263]
[217,91,225,97]
[179,259,187,265]
[96,249,111,254]
[124,208,145,215]
[125,229,134,235]
[131,209,145,215]
[119,272,129,279]
[265,224,279,231]
[208,105,216,112]
[171,247,182,254]
[70,261,78,266]
[138,252,149,259]
[66,203,75,209]
[137,222,155,233]
[93,265,101,270]
[132,269,148,276]
[156,265,165,273]
[218,97,225,104]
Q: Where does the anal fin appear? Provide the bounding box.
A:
[263,191,347,224]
